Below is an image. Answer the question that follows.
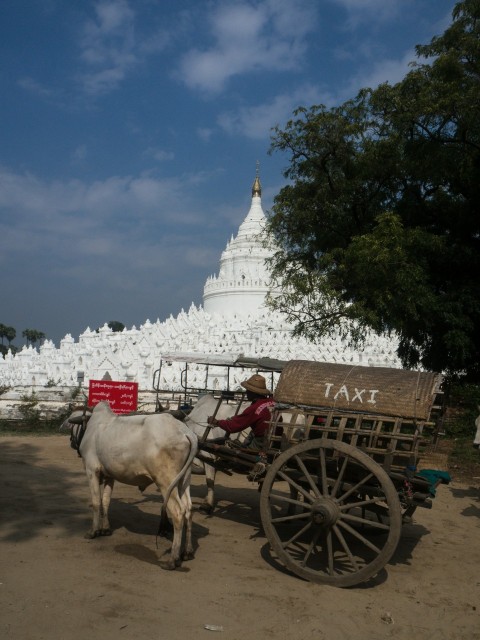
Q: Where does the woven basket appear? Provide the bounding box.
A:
[274,360,441,421]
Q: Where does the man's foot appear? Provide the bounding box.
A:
[247,461,267,481]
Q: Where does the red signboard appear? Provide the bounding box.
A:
[88,380,138,414]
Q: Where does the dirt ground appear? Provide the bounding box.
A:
[1,435,479,640]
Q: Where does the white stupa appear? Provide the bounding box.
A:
[203,172,274,316]
[0,169,401,392]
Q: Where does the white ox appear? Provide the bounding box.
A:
[183,394,307,513]
[184,394,249,513]
[63,401,198,570]
[474,406,480,449]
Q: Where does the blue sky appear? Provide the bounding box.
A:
[0,0,455,347]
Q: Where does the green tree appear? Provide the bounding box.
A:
[0,324,17,356]
[22,329,46,347]
[4,326,16,345]
[267,0,480,381]
[107,320,125,332]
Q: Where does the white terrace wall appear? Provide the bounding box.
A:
[0,304,401,396]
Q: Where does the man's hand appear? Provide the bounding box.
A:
[207,415,218,426]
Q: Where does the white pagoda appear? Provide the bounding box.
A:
[203,172,274,316]
[0,169,401,393]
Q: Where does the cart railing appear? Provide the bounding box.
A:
[266,360,444,472]
[267,404,438,473]
[152,352,286,410]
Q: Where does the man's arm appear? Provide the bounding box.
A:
[211,404,255,434]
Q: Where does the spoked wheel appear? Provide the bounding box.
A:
[260,439,402,587]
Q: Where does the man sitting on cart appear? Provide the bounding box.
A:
[207,374,274,450]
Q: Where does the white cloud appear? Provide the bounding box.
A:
[344,49,416,98]
[72,144,88,162]
[0,167,200,241]
[178,0,317,93]
[329,0,401,26]
[80,0,135,65]
[214,44,427,140]
[143,147,175,162]
[78,0,168,95]
[78,0,136,94]
[93,0,133,33]
[217,83,327,139]
[197,128,214,142]
[17,76,54,98]
[0,165,219,305]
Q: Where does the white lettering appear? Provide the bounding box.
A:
[334,385,349,401]
[324,383,334,398]
[322,383,381,405]
[352,388,366,403]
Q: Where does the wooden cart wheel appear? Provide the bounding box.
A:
[260,439,402,587]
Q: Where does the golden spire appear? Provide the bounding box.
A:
[251,160,261,197]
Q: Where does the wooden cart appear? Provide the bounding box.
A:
[197,359,445,587]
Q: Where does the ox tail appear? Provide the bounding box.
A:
[158,430,198,534]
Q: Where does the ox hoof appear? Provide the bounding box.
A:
[84,531,100,539]
[199,502,214,515]
[182,550,195,561]
[84,528,111,539]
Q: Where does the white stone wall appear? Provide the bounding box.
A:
[0,303,401,396]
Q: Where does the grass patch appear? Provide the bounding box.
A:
[0,416,70,436]
[448,436,480,481]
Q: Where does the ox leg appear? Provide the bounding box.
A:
[164,489,186,570]
[200,463,216,514]
[99,478,114,536]
[182,487,195,561]
[84,469,103,539]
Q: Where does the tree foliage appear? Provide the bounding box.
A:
[0,324,18,356]
[107,320,125,333]
[267,0,480,380]
[1,323,46,355]
[22,329,46,347]
[0,324,16,345]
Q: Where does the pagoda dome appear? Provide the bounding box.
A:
[203,169,275,316]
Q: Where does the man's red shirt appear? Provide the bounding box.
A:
[216,397,274,437]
